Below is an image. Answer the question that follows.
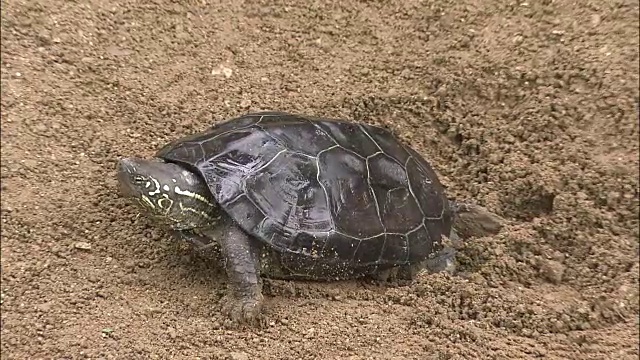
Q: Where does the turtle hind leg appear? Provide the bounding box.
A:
[421,201,505,276]
[370,260,450,283]
[202,220,264,325]
[423,243,458,274]
[424,199,505,276]
[421,228,464,275]
[370,231,463,281]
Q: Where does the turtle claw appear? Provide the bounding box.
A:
[424,247,457,274]
[220,292,264,325]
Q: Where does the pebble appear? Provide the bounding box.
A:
[35,302,52,312]
[106,46,132,56]
[512,35,524,45]
[211,64,233,78]
[227,351,249,360]
[539,259,564,284]
[74,241,92,250]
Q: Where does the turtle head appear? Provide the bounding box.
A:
[116,157,220,230]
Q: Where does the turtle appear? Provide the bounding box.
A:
[116,111,503,324]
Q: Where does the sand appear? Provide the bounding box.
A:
[1,0,639,358]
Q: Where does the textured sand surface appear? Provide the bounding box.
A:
[2,0,639,358]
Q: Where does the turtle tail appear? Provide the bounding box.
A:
[449,200,504,240]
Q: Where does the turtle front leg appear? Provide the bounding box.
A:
[203,221,264,324]
[421,229,463,275]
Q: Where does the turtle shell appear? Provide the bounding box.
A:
[157,111,453,271]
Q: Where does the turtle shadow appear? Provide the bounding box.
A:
[160,237,415,303]
[160,240,228,283]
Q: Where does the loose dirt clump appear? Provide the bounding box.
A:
[1,0,638,359]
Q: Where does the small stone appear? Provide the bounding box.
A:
[35,302,52,312]
[512,35,524,45]
[211,64,233,78]
[577,321,591,330]
[552,320,565,332]
[551,251,566,262]
[74,241,92,250]
[493,247,504,256]
[239,99,251,108]
[227,351,249,360]
[539,259,564,284]
[606,191,620,207]
[467,273,487,285]
[106,46,133,56]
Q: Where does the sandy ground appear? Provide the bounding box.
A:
[1,0,639,359]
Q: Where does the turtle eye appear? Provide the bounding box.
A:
[133,175,145,183]
[157,197,173,211]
